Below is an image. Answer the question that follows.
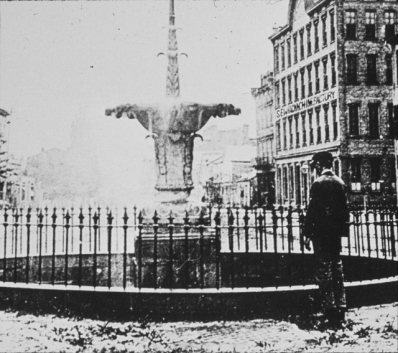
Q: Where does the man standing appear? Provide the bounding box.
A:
[304,152,350,326]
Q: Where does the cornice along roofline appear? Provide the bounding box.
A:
[270,0,334,43]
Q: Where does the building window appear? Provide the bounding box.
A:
[315,60,320,93]
[301,111,307,146]
[276,122,281,151]
[289,165,294,200]
[294,72,298,101]
[309,109,314,145]
[314,20,319,52]
[283,166,288,202]
[395,106,398,138]
[289,116,293,149]
[366,54,378,85]
[386,54,393,85]
[277,168,282,203]
[388,103,395,138]
[322,14,327,47]
[332,102,338,140]
[275,46,279,73]
[391,158,397,191]
[287,39,291,67]
[370,158,381,192]
[281,43,285,71]
[330,10,335,42]
[351,158,362,191]
[295,114,300,148]
[368,103,379,138]
[307,24,312,56]
[385,11,396,40]
[282,79,286,106]
[283,119,287,150]
[346,54,358,85]
[349,103,359,136]
[288,75,292,104]
[307,65,313,96]
[299,29,304,60]
[300,68,305,99]
[346,10,357,40]
[365,11,376,41]
[330,53,336,87]
[396,49,398,84]
[293,34,298,64]
[322,56,328,90]
[316,108,321,144]
[334,160,340,177]
[324,104,330,142]
[275,81,280,108]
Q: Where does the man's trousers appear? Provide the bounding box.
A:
[313,238,346,311]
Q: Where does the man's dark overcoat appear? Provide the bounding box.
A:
[305,170,349,253]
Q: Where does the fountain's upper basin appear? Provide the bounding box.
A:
[105,102,241,134]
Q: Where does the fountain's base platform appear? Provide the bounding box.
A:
[140,191,207,221]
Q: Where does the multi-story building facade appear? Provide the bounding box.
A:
[386,21,398,206]
[204,145,257,207]
[270,0,397,206]
[251,72,276,207]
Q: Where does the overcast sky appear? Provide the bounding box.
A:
[0,0,288,160]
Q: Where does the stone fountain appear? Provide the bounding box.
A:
[106,0,240,217]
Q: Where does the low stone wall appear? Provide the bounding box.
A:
[0,278,396,322]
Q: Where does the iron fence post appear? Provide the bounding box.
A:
[78,209,84,287]
[279,206,285,251]
[107,210,114,289]
[51,208,57,285]
[13,208,18,283]
[183,211,190,289]
[374,209,379,258]
[123,208,129,290]
[243,208,249,289]
[198,210,205,289]
[3,210,8,282]
[88,207,92,252]
[272,205,279,288]
[92,212,99,288]
[44,207,48,254]
[64,211,71,286]
[228,208,235,289]
[153,211,159,290]
[137,211,143,290]
[38,211,44,284]
[215,209,221,290]
[97,207,101,253]
[390,208,396,258]
[258,209,265,288]
[25,208,31,284]
[287,205,293,252]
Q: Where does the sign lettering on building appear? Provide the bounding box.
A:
[276,89,336,119]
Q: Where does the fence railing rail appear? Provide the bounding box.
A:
[0,205,397,291]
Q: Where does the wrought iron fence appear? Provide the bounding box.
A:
[0,205,396,291]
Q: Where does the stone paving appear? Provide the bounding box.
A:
[0,303,397,352]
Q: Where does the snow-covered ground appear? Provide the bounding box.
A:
[0,303,397,352]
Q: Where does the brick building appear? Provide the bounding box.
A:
[251,72,276,207]
[386,20,398,206]
[269,0,397,207]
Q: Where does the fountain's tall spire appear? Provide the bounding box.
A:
[166,0,180,98]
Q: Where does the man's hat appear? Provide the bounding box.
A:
[310,151,333,169]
